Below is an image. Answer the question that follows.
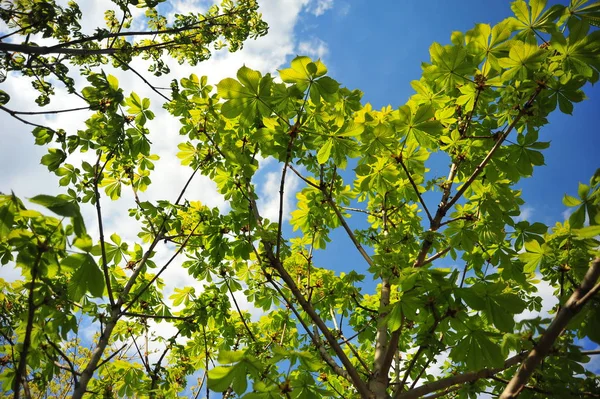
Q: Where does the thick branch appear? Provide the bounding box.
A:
[500,257,600,399]
[0,40,177,56]
[395,352,527,399]
[369,278,392,398]
[49,10,245,49]
[13,250,42,399]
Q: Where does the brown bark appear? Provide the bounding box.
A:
[500,257,600,399]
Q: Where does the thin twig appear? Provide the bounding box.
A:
[122,220,202,314]
[397,155,433,224]
[94,343,128,370]
[93,153,116,307]
[225,278,257,342]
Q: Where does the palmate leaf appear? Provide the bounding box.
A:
[546,75,586,115]
[216,66,273,124]
[568,0,600,28]
[456,283,526,332]
[519,239,550,273]
[394,103,444,148]
[505,129,550,176]
[425,43,476,90]
[465,21,512,74]
[499,42,546,82]
[279,56,327,91]
[61,253,105,300]
[551,19,600,82]
[410,79,450,108]
[512,221,547,251]
[509,0,565,38]
[451,329,504,370]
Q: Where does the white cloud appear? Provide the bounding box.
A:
[298,37,329,59]
[310,0,334,16]
[515,276,558,322]
[257,169,300,223]
[514,206,533,223]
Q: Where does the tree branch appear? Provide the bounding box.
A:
[0,104,57,132]
[326,197,374,267]
[370,278,392,396]
[397,155,433,224]
[248,198,371,397]
[225,278,257,342]
[0,105,89,115]
[45,336,80,384]
[72,165,200,398]
[93,153,116,307]
[122,220,202,314]
[413,84,543,267]
[112,55,170,102]
[499,257,600,399]
[395,352,527,399]
[444,85,543,213]
[13,249,42,399]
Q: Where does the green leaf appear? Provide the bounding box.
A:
[317,139,334,164]
[73,234,93,252]
[279,56,327,90]
[40,148,66,171]
[573,225,600,238]
[425,43,475,90]
[563,194,582,207]
[0,90,10,105]
[499,42,545,81]
[107,74,119,91]
[0,204,15,239]
[237,65,261,95]
[519,240,549,273]
[395,104,443,147]
[570,205,586,228]
[29,194,79,217]
[217,78,252,100]
[169,286,195,306]
[61,253,105,300]
[337,121,364,137]
[451,329,504,370]
[387,302,403,332]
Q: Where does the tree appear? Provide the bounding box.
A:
[1,0,600,398]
